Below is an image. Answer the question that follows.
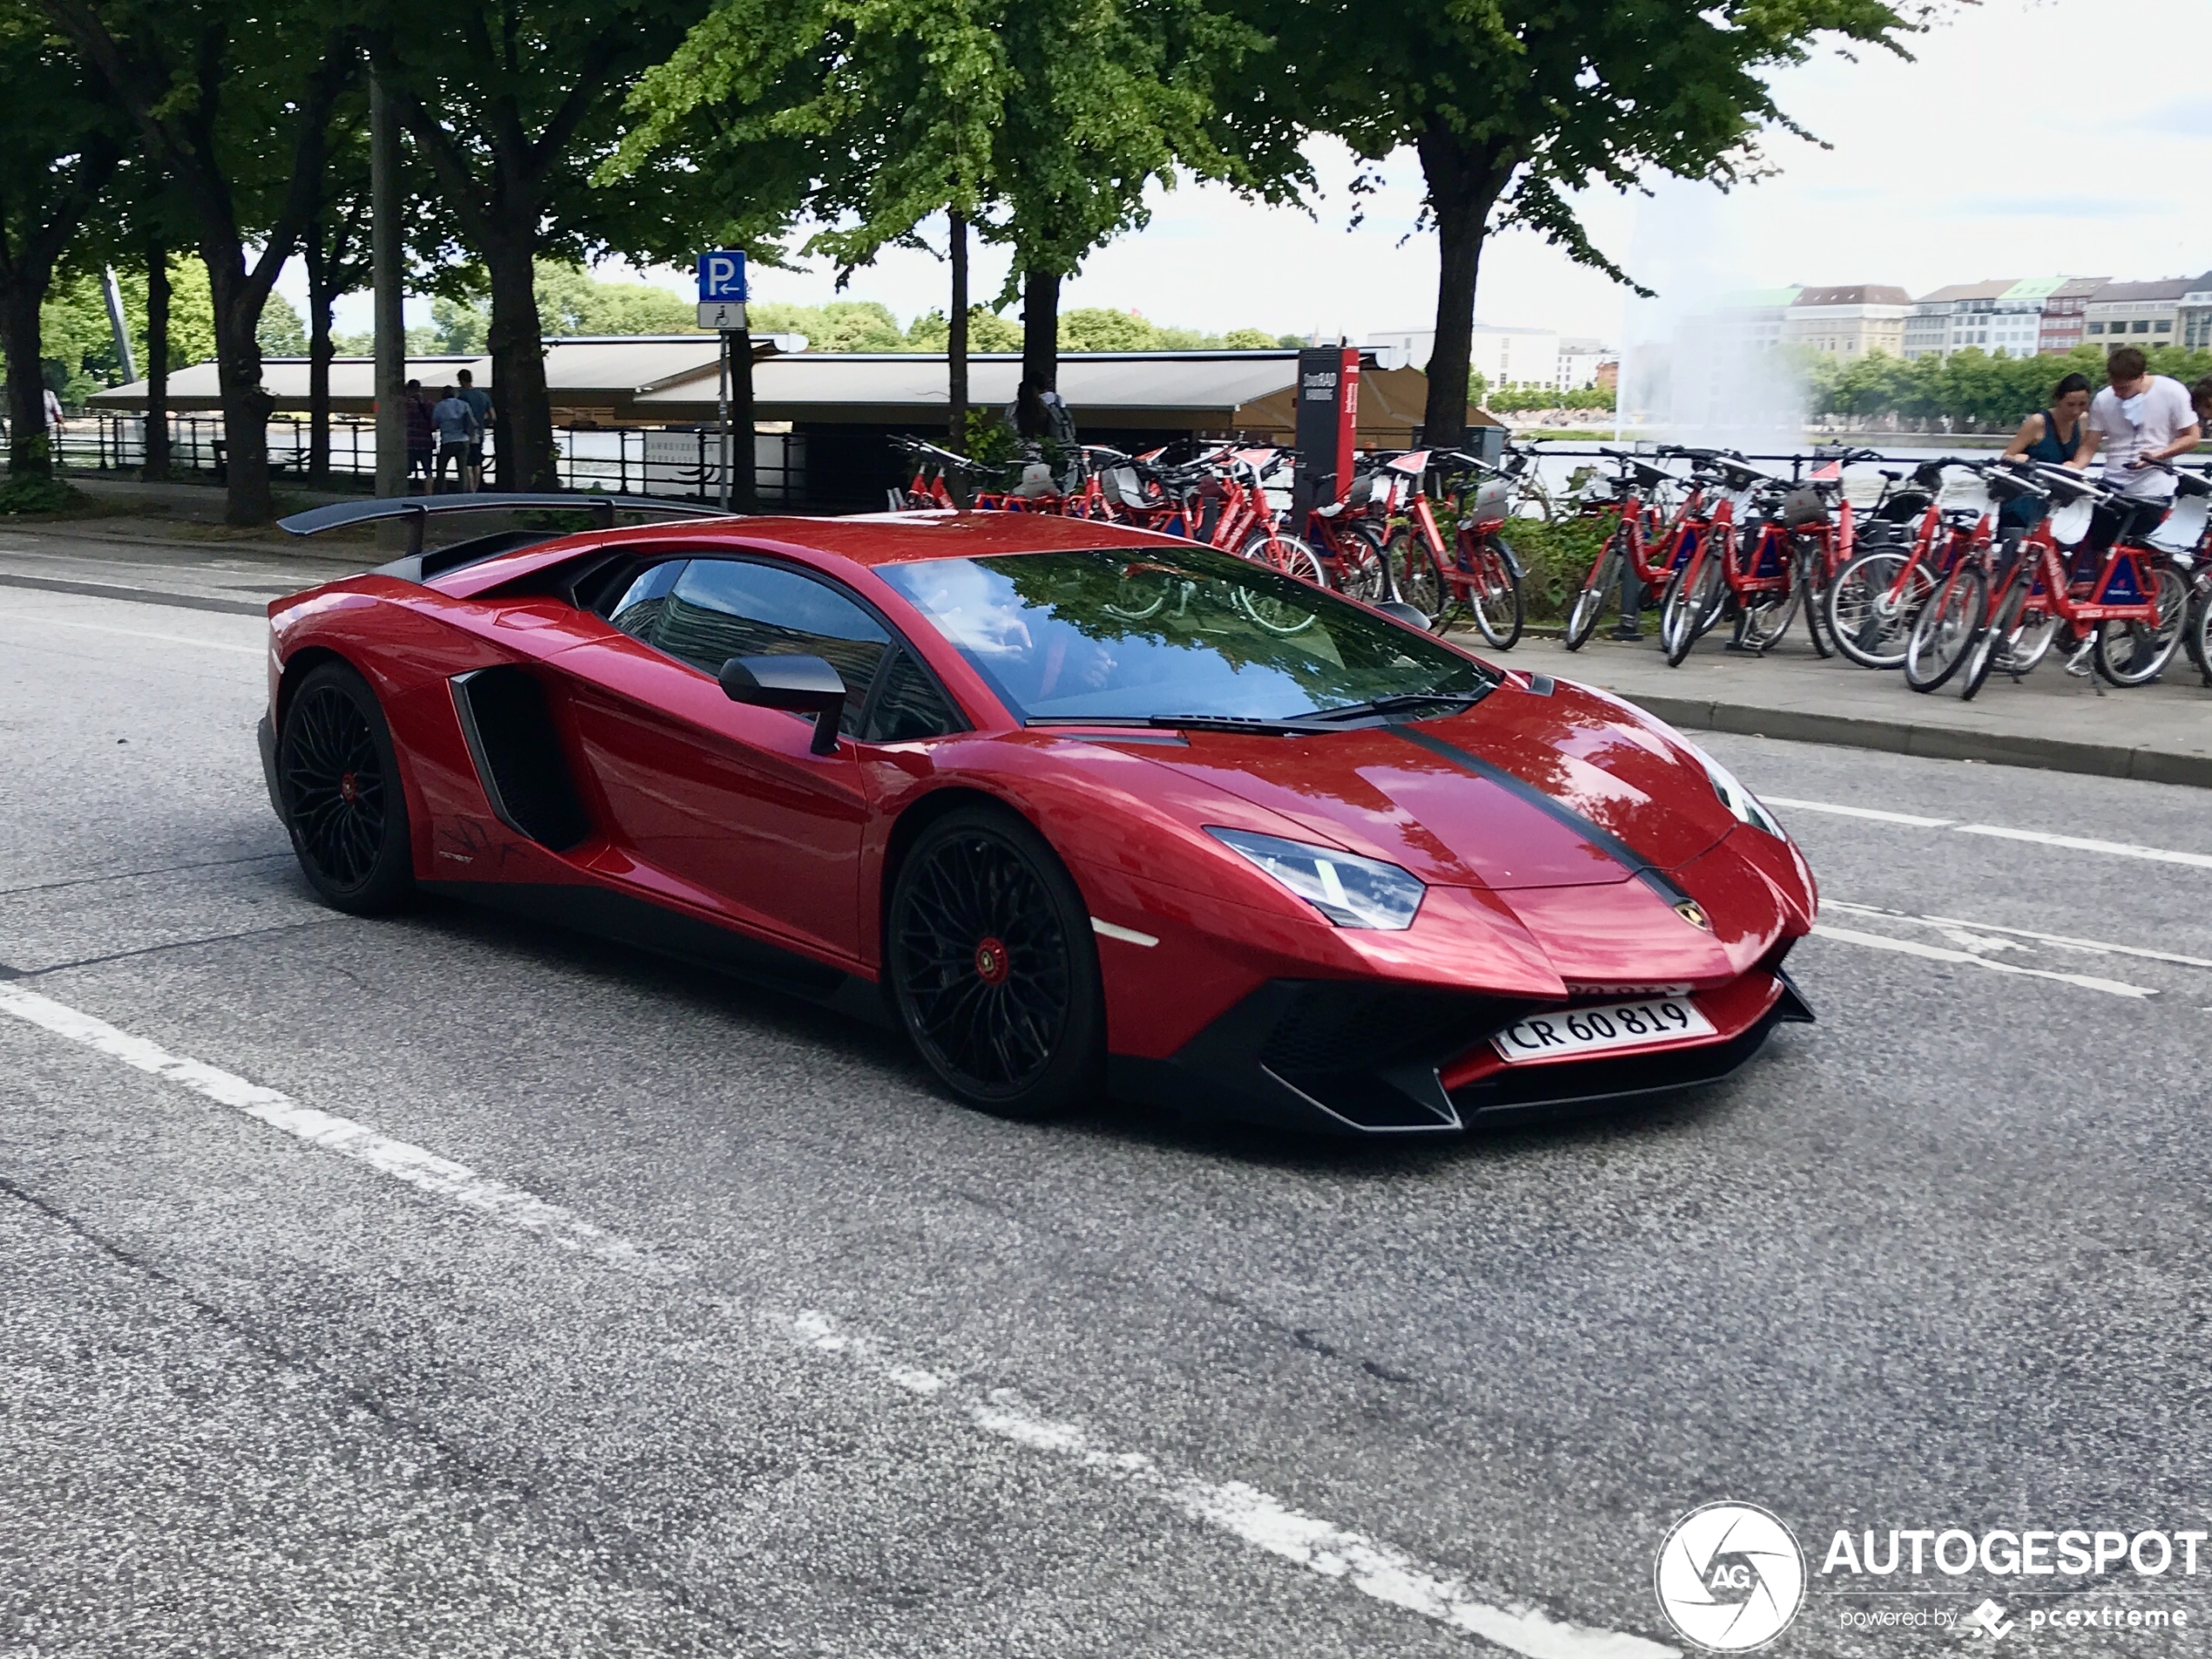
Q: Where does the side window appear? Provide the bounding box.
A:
[862,649,964,743]
[656,558,892,734]
[608,559,685,640]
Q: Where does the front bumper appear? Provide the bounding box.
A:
[1105,954,1812,1137]
[257,711,283,822]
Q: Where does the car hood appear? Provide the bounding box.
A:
[1126,678,1743,891]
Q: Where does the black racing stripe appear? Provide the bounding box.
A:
[1390,726,1691,906]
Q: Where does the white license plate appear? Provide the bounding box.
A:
[1492,997,1716,1063]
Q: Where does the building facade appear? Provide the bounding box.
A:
[2036,278,2103,354]
[1554,338,1619,392]
[2082,277,2203,353]
[1365,325,1561,391]
[1783,285,1912,359]
[1903,280,2013,359]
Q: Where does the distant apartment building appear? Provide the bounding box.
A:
[1713,287,1801,352]
[1904,277,2107,360]
[1783,285,1912,359]
[2037,278,2103,354]
[1555,338,1620,392]
[2082,276,2206,352]
[1366,324,1561,390]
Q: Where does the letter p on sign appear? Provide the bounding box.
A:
[698,251,748,303]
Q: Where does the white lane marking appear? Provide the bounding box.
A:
[0,983,1667,1656]
[1810,925,2155,999]
[1090,916,1160,948]
[0,985,675,1277]
[1756,797,2212,872]
[1763,797,1954,828]
[0,613,262,655]
[1825,900,2212,971]
[784,1310,1673,1659]
[1952,822,2212,871]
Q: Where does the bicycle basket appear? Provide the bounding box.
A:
[1468,477,1513,521]
[2047,496,2094,547]
[1778,486,1827,527]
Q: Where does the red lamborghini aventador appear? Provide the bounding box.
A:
[263,496,1815,1136]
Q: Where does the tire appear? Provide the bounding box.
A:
[1800,541,1838,659]
[2191,583,2212,686]
[1386,528,1446,624]
[887,806,1104,1120]
[2092,563,2190,687]
[1731,568,1804,655]
[278,659,415,914]
[1562,535,1623,651]
[1466,538,1525,650]
[1660,549,1725,666]
[1826,548,1931,671]
[1903,564,1986,693]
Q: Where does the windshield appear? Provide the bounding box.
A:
[878,546,1494,724]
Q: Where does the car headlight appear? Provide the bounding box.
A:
[1205,827,1425,930]
[1688,745,1784,839]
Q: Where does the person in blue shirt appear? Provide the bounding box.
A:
[455,368,493,489]
[429,386,478,494]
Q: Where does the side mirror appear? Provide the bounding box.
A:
[718,654,847,754]
[1372,599,1433,631]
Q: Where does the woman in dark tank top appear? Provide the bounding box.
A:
[1998,371,2093,531]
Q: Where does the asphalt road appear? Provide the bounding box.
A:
[3,530,2209,1658]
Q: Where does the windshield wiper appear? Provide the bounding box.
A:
[1299,688,1494,723]
[1026,713,1332,735]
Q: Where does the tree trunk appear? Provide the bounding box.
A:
[946,210,969,506]
[207,253,275,525]
[482,232,553,490]
[144,245,170,481]
[1015,266,1060,440]
[3,275,52,478]
[1416,128,1512,448]
[305,219,332,488]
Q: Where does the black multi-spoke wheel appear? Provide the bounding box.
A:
[888,807,1103,1119]
[280,661,414,914]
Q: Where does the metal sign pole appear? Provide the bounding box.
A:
[718,331,732,512]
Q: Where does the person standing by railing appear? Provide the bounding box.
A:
[1996,370,2093,539]
[403,379,435,492]
[2077,347,2201,545]
[429,385,479,494]
[456,368,492,492]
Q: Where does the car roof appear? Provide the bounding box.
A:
[672,509,1179,569]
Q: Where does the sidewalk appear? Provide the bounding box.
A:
[1507,628,2212,789]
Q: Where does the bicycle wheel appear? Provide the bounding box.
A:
[1732,574,1804,655]
[1800,542,1838,658]
[1563,535,1624,651]
[1825,548,1931,671]
[1960,578,2033,701]
[1335,526,1392,603]
[2092,564,2189,687]
[1466,539,1525,650]
[1386,528,1447,624]
[1238,529,1325,587]
[2182,579,2212,685]
[1660,550,1726,667]
[1904,565,1986,693]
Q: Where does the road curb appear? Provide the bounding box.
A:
[1621,692,2212,792]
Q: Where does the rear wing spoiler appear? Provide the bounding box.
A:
[278,492,733,556]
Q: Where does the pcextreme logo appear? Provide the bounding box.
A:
[1655,1502,1809,1651]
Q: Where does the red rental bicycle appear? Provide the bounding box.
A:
[1387,449,1527,648]
[1657,453,1799,666]
[1959,460,2193,698]
[1562,449,1695,650]
[1298,457,1395,603]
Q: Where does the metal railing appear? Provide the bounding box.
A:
[53,412,806,506]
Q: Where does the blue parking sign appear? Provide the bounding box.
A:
[698,250,748,303]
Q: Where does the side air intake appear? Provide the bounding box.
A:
[449,666,591,851]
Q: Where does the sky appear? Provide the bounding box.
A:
[309,0,2212,351]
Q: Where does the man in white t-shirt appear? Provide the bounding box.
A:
[2080,346,2202,503]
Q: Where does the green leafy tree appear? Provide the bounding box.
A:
[368,0,776,491]
[0,4,126,480]
[624,0,1302,448]
[534,259,701,334]
[1246,0,1930,446]
[45,0,358,523]
[257,292,309,357]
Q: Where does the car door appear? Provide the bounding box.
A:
[553,556,894,968]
